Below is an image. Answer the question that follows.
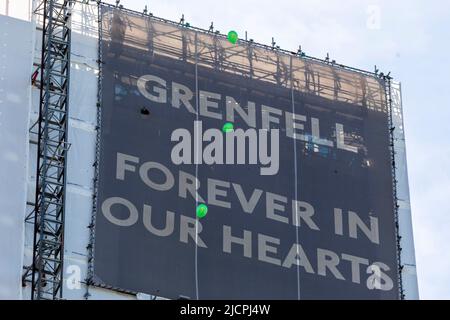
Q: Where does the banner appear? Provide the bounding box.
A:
[93,5,399,299]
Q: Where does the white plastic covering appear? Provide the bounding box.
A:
[0,14,34,299]
[21,1,136,300]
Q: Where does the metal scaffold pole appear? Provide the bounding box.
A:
[30,0,73,300]
[385,76,405,300]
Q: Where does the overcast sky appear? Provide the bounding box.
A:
[108,0,449,299]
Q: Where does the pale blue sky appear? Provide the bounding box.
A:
[105,0,450,299]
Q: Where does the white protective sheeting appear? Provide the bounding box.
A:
[0,14,34,299]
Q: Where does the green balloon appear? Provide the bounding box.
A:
[227,30,238,44]
[196,204,208,219]
[222,122,234,133]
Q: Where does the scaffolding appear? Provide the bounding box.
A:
[28,0,73,300]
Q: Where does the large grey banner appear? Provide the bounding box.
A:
[93,5,400,299]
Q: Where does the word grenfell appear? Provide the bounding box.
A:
[137,74,359,154]
[171,121,280,175]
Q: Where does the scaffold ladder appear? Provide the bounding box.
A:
[30,0,73,300]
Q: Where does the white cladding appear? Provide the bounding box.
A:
[391,83,419,299]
